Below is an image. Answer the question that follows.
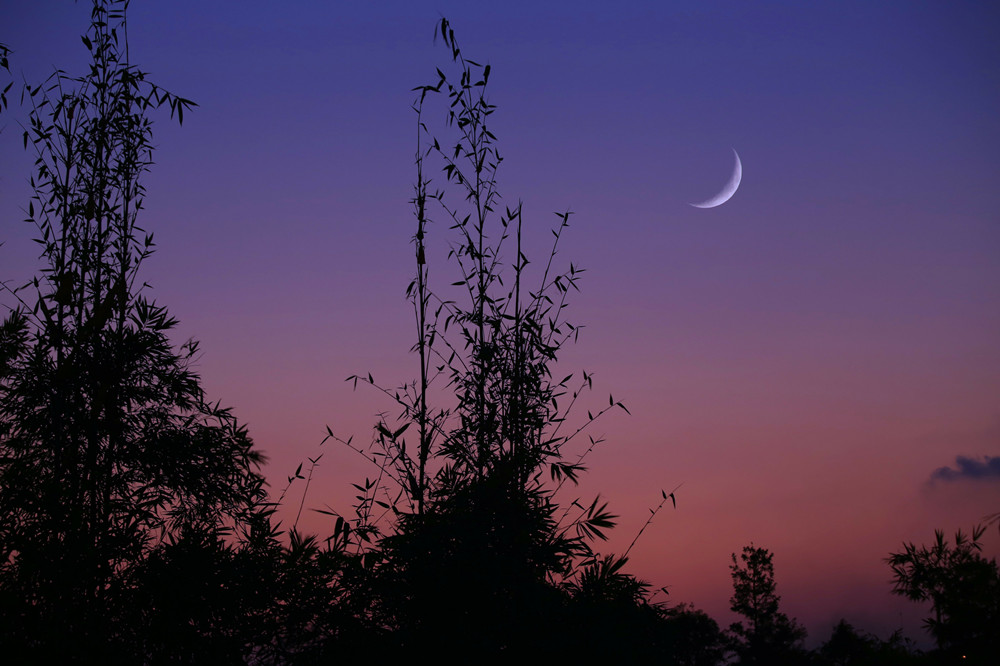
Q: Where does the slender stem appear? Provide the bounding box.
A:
[624,483,682,559]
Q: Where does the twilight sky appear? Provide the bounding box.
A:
[2,0,999,645]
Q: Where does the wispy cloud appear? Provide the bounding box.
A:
[930,455,1000,482]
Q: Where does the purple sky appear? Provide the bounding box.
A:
[2,0,999,646]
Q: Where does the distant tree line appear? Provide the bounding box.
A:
[1,3,996,664]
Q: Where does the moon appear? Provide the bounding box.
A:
[690,149,742,209]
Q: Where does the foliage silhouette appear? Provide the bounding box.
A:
[4,7,961,663]
[301,17,679,660]
[816,620,925,666]
[0,1,265,659]
[727,543,807,665]
[887,524,1000,661]
[659,603,727,666]
[0,41,10,118]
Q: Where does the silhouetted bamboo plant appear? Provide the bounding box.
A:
[0,1,265,658]
[886,525,1000,659]
[235,18,684,659]
[322,20,634,577]
[301,27,682,659]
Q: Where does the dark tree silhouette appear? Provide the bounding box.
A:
[727,543,807,665]
[887,525,1000,661]
[660,603,727,666]
[0,2,265,659]
[817,620,924,666]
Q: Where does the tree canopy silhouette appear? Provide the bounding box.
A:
[727,543,807,665]
[887,525,1000,661]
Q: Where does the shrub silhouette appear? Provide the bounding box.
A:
[816,620,925,666]
[659,603,727,666]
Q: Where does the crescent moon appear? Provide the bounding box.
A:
[690,149,742,209]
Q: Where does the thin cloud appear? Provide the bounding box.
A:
[930,455,1000,482]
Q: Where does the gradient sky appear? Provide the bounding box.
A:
[2,0,999,646]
